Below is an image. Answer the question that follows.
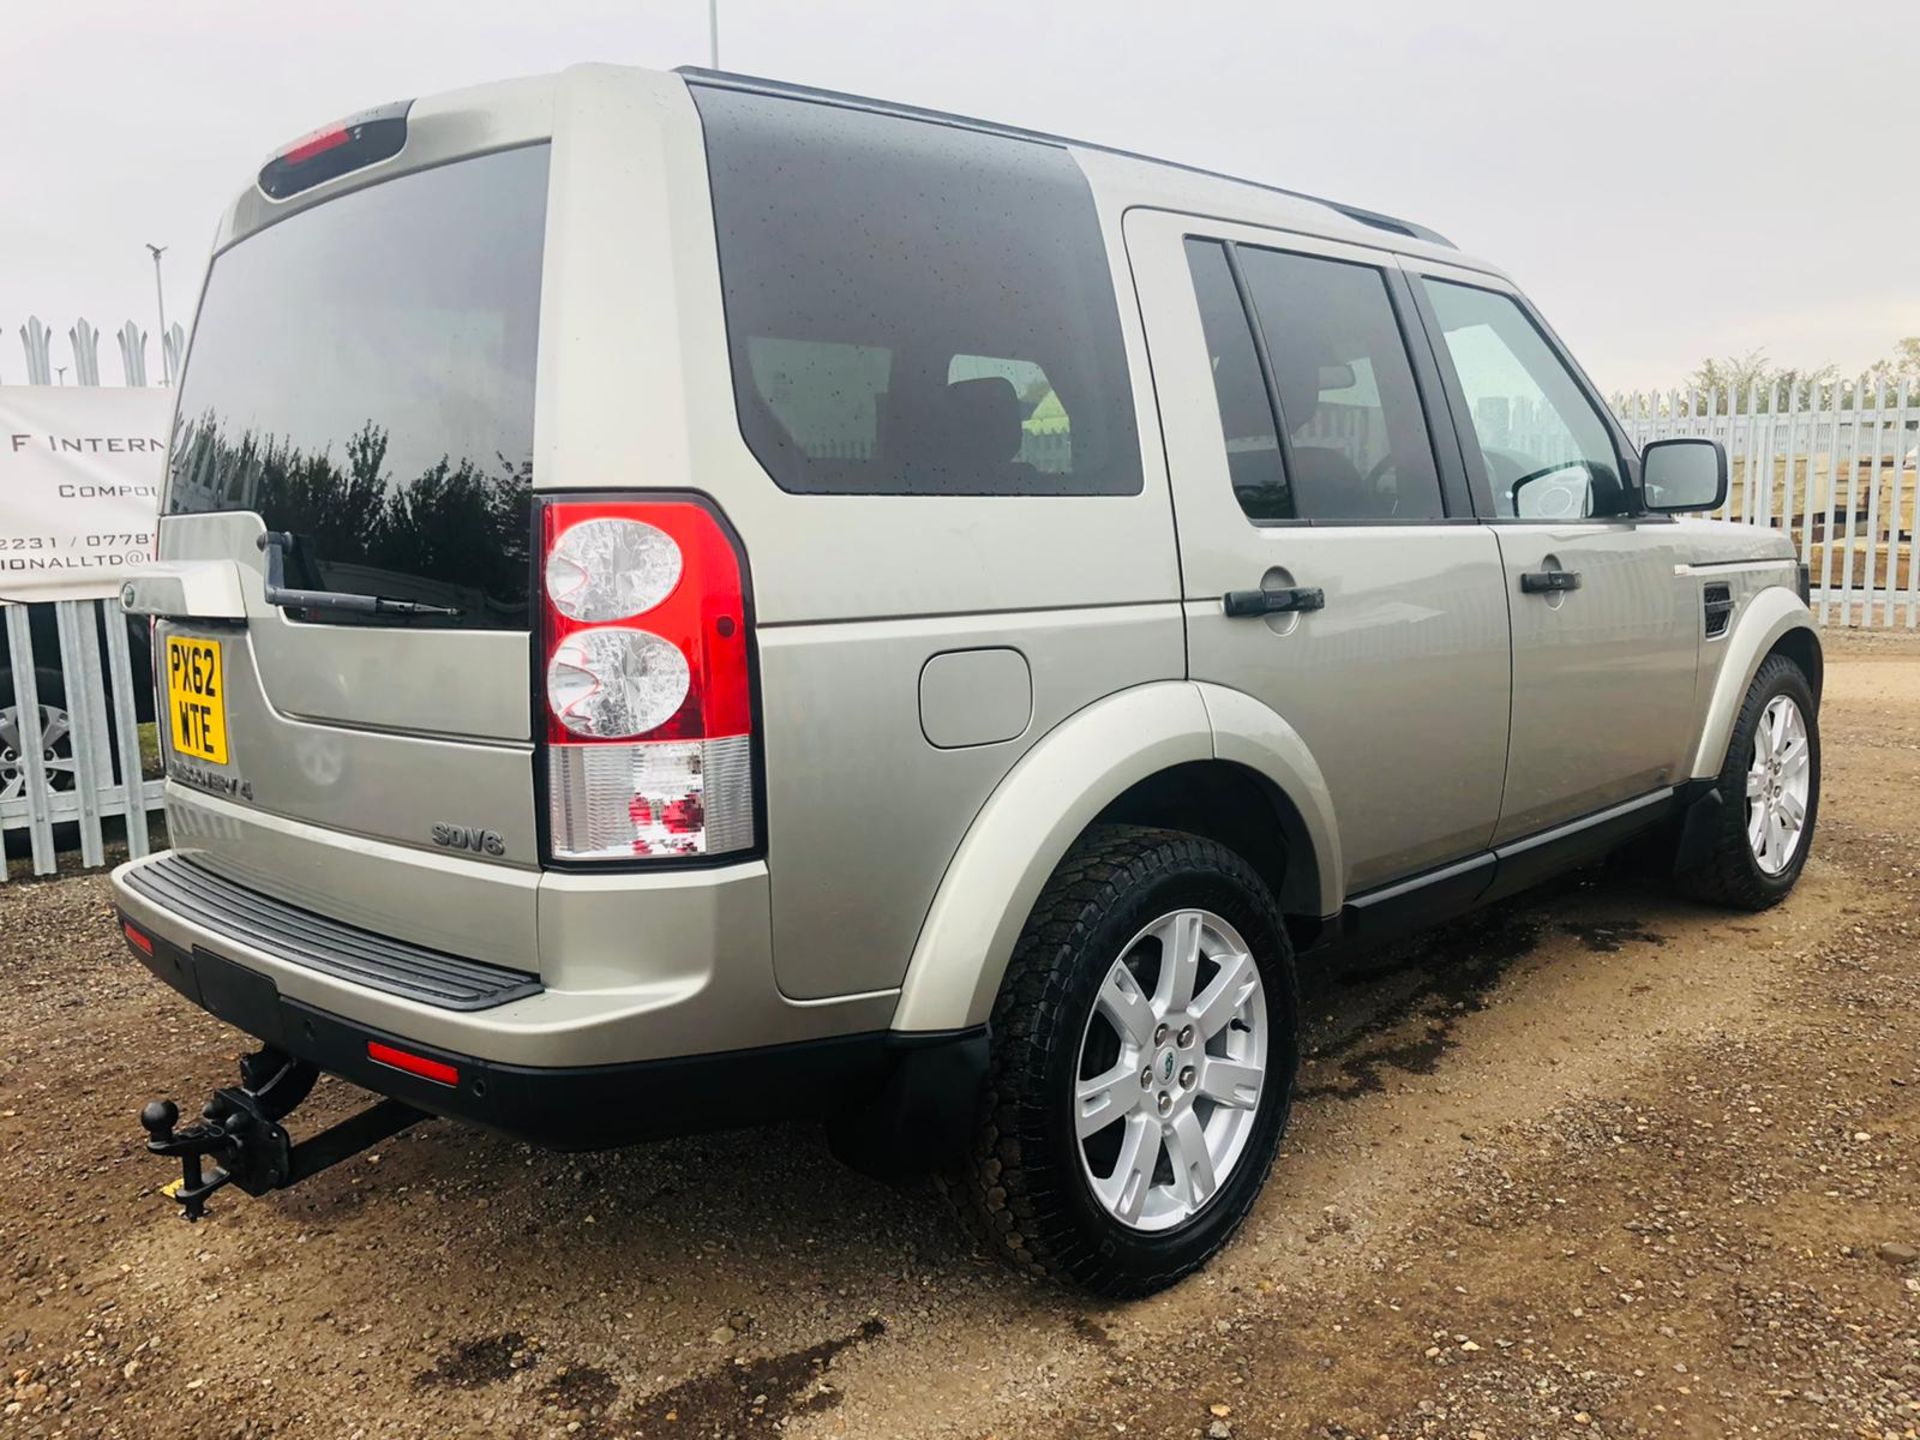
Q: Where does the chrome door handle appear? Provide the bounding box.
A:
[1223,586,1325,617]
[1519,570,1581,595]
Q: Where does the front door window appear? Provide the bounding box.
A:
[1420,280,1626,519]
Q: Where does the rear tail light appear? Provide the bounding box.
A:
[539,498,755,862]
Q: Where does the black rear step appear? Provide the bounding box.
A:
[121,854,540,1010]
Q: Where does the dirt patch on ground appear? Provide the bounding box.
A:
[2,634,1917,1439]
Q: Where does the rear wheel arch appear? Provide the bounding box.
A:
[890,683,1340,1034]
[1093,759,1322,928]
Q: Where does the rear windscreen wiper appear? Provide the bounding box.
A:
[255,531,463,618]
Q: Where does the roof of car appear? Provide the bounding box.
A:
[676,66,1455,251]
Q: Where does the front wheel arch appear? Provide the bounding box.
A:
[1689,591,1821,780]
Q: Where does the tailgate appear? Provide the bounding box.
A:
[132,123,550,970]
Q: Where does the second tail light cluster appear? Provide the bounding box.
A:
[539,498,755,862]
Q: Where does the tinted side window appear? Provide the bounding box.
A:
[1238,248,1443,522]
[692,85,1142,497]
[1420,280,1625,519]
[1183,239,1291,522]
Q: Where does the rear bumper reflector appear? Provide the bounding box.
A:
[367,1041,458,1087]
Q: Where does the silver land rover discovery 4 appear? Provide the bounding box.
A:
[113,65,1821,1296]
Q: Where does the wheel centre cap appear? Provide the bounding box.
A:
[1158,1048,1178,1084]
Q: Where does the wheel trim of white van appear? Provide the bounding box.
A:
[1073,908,1268,1233]
[0,701,75,802]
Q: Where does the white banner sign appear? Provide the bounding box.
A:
[0,385,172,602]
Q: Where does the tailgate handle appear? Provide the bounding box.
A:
[1223,586,1325,617]
[119,560,249,621]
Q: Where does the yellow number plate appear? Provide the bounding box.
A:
[165,635,228,765]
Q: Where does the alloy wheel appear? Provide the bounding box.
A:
[1073,908,1267,1232]
[1746,693,1811,876]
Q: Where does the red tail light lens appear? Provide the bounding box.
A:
[539,498,755,861]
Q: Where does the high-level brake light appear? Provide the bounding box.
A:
[280,128,352,165]
[257,100,412,200]
[539,499,755,861]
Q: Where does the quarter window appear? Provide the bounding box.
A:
[692,85,1141,497]
[1237,247,1443,522]
[1420,280,1626,519]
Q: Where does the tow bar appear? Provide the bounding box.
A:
[139,1047,428,1220]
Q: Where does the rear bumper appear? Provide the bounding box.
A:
[111,846,894,1069]
[116,900,985,1153]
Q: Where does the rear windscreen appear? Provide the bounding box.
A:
[166,144,549,628]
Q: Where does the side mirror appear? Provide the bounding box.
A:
[1641,437,1727,513]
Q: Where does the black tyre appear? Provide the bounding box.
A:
[1678,653,1819,910]
[954,825,1299,1297]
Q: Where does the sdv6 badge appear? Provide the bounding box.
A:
[430,823,506,857]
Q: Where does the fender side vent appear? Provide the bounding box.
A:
[1703,583,1734,639]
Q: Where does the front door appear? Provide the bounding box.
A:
[1125,211,1512,899]
[1407,267,1700,842]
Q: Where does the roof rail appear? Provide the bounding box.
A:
[675,66,1455,250]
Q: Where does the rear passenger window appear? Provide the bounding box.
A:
[1184,239,1291,521]
[691,85,1141,497]
[1236,248,1443,522]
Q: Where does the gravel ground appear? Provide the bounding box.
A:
[2,634,1916,1440]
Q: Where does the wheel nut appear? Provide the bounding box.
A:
[1177,1025,1195,1048]
[1156,1092,1172,1115]
[1153,1023,1169,1046]
[1140,1067,1154,1089]
[1180,1065,1196,1089]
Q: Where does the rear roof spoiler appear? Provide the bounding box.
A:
[677,67,1455,251]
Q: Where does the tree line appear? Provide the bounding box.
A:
[168,412,532,617]
[1649,337,1920,413]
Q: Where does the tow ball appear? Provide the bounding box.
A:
[140,1047,428,1220]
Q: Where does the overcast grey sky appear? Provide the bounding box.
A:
[5,0,1915,394]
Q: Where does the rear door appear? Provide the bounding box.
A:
[1405,267,1700,842]
[146,124,551,968]
[1125,210,1512,899]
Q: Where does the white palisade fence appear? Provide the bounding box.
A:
[1616,383,1920,628]
[1,315,183,881]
